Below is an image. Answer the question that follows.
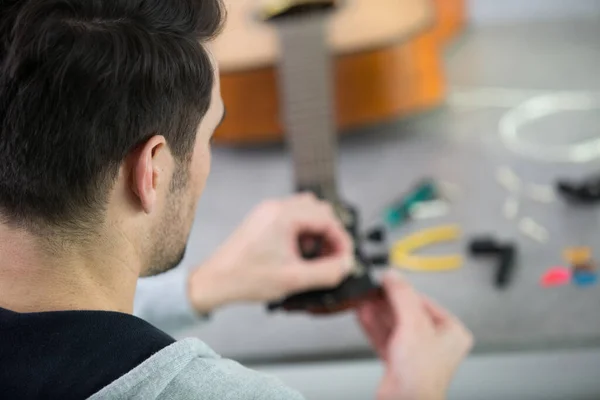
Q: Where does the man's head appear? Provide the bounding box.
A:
[0,0,225,277]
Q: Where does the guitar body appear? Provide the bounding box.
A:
[213,0,467,145]
[433,0,468,44]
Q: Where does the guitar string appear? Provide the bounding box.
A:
[276,17,338,201]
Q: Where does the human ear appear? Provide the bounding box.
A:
[130,135,168,214]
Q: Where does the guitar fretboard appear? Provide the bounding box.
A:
[272,14,339,202]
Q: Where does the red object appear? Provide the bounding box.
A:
[541,267,571,287]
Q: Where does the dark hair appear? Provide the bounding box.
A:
[0,0,225,234]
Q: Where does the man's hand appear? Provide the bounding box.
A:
[188,194,354,313]
[357,272,473,400]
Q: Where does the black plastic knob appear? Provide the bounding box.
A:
[369,254,389,266]
[366,227,386,243]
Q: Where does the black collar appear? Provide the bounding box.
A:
[0,307,175,399]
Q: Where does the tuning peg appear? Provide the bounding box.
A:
[369,254,389,266]
[267,301,282,312]
[365,227,386,243]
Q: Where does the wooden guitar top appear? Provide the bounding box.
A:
[213,0,434,71]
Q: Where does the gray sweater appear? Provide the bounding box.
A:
[89,337,305,399]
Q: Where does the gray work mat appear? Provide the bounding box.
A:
[137,18,600,364]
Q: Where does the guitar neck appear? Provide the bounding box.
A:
[272,14,339,202]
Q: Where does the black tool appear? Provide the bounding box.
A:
[469,237,502,254]
[556,176,600,204]
[495,246,516,288]
[468,237,517,289]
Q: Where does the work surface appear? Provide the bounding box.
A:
[139,18,600,364]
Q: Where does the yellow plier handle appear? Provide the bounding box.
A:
[391,225,463,272]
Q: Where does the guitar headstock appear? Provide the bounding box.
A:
[268,202,384,314]
[261,0,338,21]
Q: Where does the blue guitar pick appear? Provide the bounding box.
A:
[573,271,598,287]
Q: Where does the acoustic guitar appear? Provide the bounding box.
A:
[211,0,466,145]
[258,2,391,314]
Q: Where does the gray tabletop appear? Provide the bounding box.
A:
[145,17,600,364]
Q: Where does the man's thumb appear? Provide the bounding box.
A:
[293,255,353,291]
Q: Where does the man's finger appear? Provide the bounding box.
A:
[323,222,353,257]
[286,202,353,259]
[382,271,432,336]
[421,295,456,328]
[288,192,319,204]
[282,256,352,293]
[356,301,390,361]
[286,198,339,230]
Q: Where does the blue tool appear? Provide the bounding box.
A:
[573,271,598,287]
[384,180,439,227]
